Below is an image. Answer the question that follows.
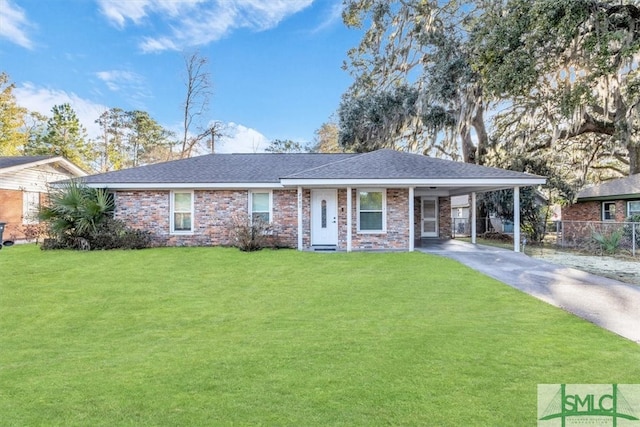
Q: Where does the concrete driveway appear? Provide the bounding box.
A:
[418,239,640,344]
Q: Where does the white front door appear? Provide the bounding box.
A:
[311,189,338,246]
[421,197,438,238]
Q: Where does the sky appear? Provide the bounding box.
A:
[0,0,363,153]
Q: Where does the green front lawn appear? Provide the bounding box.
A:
[1,245,638,426]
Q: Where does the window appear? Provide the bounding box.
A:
[628,201,640,218]
[358,189,385,232]
[321,199,327,228]
[250,191,271,223]
[602,202,616,221]
[23,192,40,224]
[171,191,193,233]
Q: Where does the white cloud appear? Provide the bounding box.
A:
[95,70,142,91]
[97,0,314,52]
[0,0,35,49]
[311,1,343,34]
[95,70,151,109]
[215,122,268,153]
[96,0,197,28]
[15,83,108,139]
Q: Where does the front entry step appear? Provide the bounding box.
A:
[312,245,337,252]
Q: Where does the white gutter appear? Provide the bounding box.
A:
[279,177,546,187]
[82,182,282,190]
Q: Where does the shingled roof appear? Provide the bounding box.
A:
[0,155,87,177]
[577,174,640,201]
[0,155,57,170]
[80,149,544,190]
[82,153,356,184]
[282,149,534,180]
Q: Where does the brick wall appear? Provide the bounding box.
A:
[0,189,24,240]
[114,189,298,248]
[272,189,298,247]
[438,196,452,239]
[112,188,450,251]
[349,188,410,250]
[303,188,412,250]
[562,200,628,222]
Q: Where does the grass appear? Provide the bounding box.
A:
[1,245,639,426]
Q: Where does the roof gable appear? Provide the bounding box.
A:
[0,155,86,177]
[0,155,56,170]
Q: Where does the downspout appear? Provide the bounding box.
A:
[409,187,415,251]
[297,186,303,251]
[471,192,477,245]
[514,186,521,253]
[347,187,352,252]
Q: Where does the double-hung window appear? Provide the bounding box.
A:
[250,191,271,223]
[171,191,193,233]
[602,202,616,221]
[628,201,640,218]
[358,189,386,232]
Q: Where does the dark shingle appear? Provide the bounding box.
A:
[283,149,541,180]
[577,174,640,200]
[80,149,544,185]
[81,153,357,184]
[0,156,56,170]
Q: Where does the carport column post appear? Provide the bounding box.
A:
[514,186,521,253]
[409,187,415,251]
[471,192,477,244]
[297,186,303,250]
[347,187,352,252]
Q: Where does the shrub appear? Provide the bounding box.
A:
[88,218,152,250]
[21,223,48,243]
[39,180,114,245]
[39,180,152,251]
[482,231,513,242]
[229,213,271,251]
[592,229,623,255]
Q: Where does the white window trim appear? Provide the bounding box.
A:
[249,190,273,224]
[357,188,387,233]
[602,201,616,222]
[170,190,194,234]
[628,201,640,218]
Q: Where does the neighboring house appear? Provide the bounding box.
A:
[450,195,471,236]
[0,156,87,241]
[563,174,640,222]
[80,149,545,251]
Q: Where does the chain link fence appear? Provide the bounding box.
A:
[556,220,639,257]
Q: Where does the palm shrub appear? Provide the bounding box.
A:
[592,229,623,255]
[39,180,114,249]
[39,181,150,250]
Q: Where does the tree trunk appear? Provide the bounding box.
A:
[459,123,475,164]
[472,103,488,165]
[628,142,640,175]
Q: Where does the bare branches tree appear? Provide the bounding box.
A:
[180,51,213,158]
